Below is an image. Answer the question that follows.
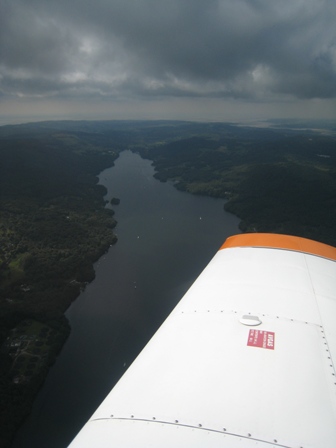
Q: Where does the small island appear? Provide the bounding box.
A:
[110,197,120,205]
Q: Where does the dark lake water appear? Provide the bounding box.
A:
[13,150,240,448]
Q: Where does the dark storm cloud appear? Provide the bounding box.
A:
[1,0,335,101]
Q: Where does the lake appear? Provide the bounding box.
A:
[12,150,240,448]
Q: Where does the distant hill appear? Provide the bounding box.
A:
[135,121,336,246]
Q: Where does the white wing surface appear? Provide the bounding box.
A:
[68,233,336,448]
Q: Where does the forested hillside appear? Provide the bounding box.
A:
[136,124,336,246]
[0,124,120,447]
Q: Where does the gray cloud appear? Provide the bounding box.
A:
[1,0,336,118]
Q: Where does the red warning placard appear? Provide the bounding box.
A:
[247,330,275,350]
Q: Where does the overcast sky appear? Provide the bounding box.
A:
[1,0,335,124]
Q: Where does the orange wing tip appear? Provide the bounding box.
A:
[220,233,336,262]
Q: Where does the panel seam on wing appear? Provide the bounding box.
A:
[88,416,292,447]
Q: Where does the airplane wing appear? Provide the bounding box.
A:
[68,233,336,448]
